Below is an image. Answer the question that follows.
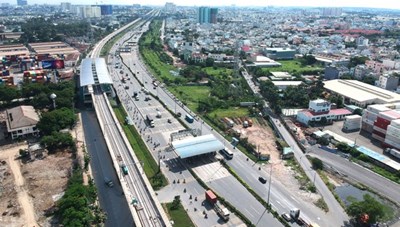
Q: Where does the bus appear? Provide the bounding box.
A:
[219,148,233,160]
[185,114,194,123]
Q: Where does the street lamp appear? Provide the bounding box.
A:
[50,93,57,109]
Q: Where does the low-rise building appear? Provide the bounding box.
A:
[297,99,351,126]
[377,74,399,91]
[5,105,40,139]
[264,47,295,60]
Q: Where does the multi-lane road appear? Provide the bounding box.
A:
[115,24,350,227]
[85,10,171,227]
[308,145,400,204]
[109,19,285,227]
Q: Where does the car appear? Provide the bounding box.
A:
[131,197,139,206]
[167,119,172,124]
[120,70,123,74]
[104,177,114,187]
[176,112,182,117]
[281,213,292,222]
[125,86,129,89]
[144,97,150,101]
[121,165,128,175]
[258,176,267,184]
[133,92,138,97]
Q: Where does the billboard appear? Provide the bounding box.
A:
[42,59,64,69]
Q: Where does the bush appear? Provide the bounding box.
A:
[311,157,324,170]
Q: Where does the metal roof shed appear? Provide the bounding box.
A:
[172,134,224,159]
[80,58,112,87]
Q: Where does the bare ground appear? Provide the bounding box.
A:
[0,144,33,227]
[21,152,72,225]
[234,118,321,204]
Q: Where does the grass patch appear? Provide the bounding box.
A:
[262,60,322,74]
[113,106,167,190]
[284,159,314,192]
[141,48,177,81]
[208,107,250,119]
[203,67,233,78]
[169,85,211,110]
[314,198,329,212]
[370,165,400,184]
[163,202,195,227]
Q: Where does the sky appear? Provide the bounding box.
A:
[2,0,400,9]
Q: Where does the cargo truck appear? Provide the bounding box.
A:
[146,114,155,127]
[205,190,230,221]
[289,208,315,227]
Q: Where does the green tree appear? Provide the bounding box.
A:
[353,108,363,116]
[205,57,214,67]
[348,56,369,68]
[361,76,376,85]
[40,132,74,152]
[311,157,324,170]
[347,194,385,224]
[37,107,76,135]
[0,85,20,104]
[259,80,281,113]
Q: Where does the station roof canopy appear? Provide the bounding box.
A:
[172,134,224,159]
[80,58,113,87]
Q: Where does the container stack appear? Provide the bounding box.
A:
[343,115,362,131]
[362,104,391,133]
[372,110,400,143]
[385,119,400,149]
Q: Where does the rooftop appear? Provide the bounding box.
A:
[5,105,39,131]
[172,134,224,159]
[80,58,113,87]
[324,80,400,104]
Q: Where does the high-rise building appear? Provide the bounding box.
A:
[100,5,113,15]
[198,7,218,24]
[60,2,71,12]
[17,0,27,6]
[77,6,101,18]
[164,2,176,13]
[210,8,218,23]
[321,7,342,17]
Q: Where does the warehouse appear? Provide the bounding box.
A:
[324,79,400,107]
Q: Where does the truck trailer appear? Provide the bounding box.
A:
[205,190,230,221]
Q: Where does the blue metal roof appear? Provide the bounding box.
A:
[80,58,112,87]
[172,134,224,159]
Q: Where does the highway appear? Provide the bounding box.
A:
[109,19,284,226]
[86,10,170,227]
[307,145,400,204]
[114,26,344,226]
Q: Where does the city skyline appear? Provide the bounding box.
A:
[1,0,400,9]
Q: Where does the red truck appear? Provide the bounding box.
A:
[205,190,230,221]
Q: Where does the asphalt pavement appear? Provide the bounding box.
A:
[308,145,400,204]
[81,110,134,227]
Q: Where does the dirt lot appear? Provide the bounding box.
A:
[22,151,73,225]
[233,117,321,203]
[0,143,73,227]
[0,145,24,227]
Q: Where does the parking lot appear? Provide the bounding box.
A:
[323,120,384,154]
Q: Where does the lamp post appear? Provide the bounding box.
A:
[50,93,57,109]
